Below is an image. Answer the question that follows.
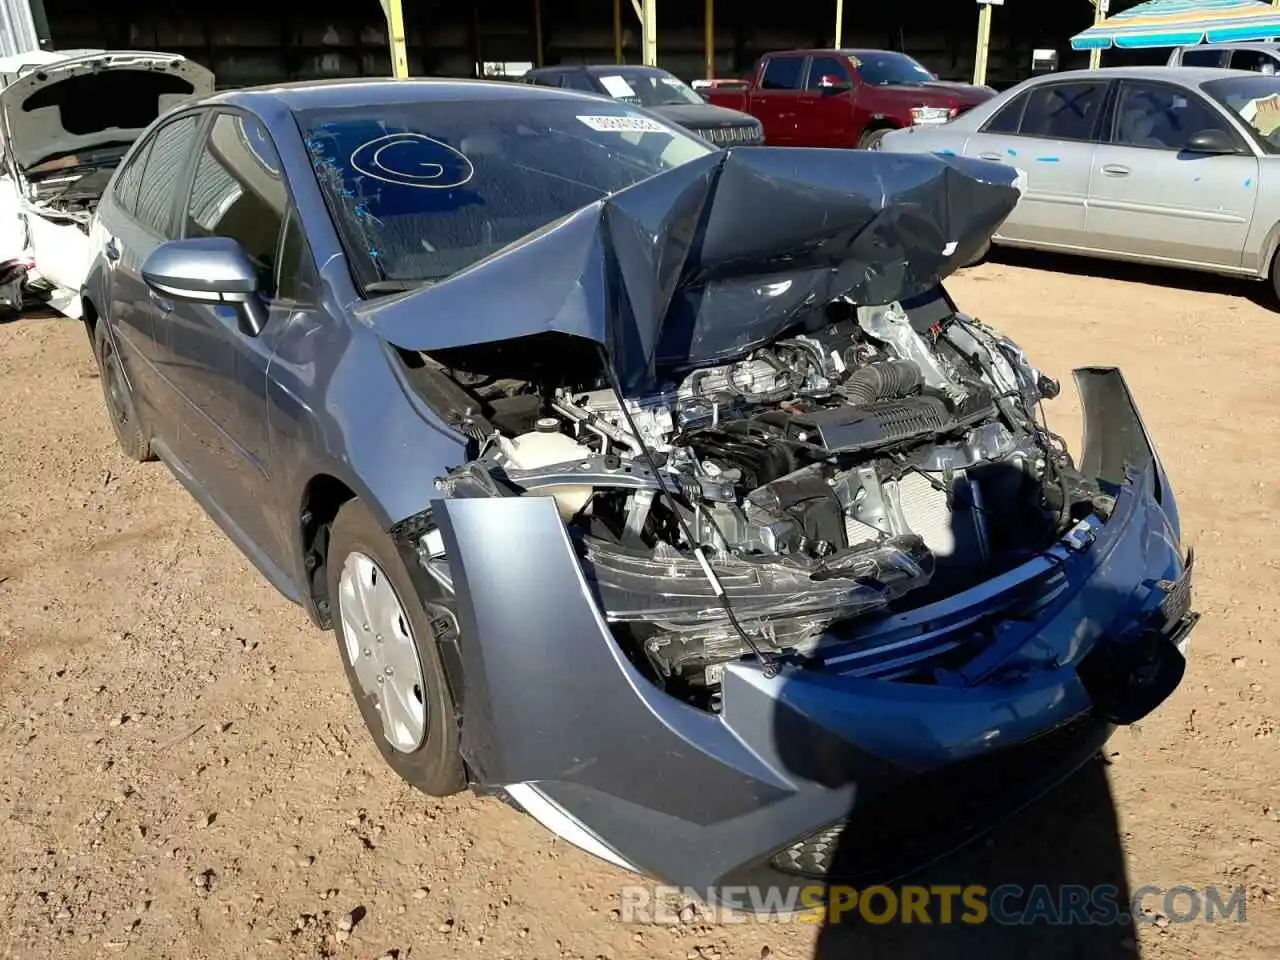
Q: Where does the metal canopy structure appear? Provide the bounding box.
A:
[1073,0,1280,50]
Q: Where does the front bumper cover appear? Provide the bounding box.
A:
[426,366,1196,895]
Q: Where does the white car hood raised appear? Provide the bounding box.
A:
[0,51,214,172]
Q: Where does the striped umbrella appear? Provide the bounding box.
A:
[1072,0,1280,50]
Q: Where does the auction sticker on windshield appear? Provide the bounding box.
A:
[598,75,637,99]
[577,114,671,133]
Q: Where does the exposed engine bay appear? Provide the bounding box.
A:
[409,291,1106,703]
[23,164,114,231]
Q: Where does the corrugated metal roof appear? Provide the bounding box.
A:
[0,0,39,60]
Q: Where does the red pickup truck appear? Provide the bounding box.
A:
[704,49,995,150]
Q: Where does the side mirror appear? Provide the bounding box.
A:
[141,236,268,336]
[1183,128,1241,156]
[817,74,852,92]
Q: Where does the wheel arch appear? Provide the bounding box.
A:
[298,472,359,629]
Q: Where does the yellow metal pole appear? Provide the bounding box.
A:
[705,0,714,79]
[534,0,544,67]
[614,0,623,63]
[643,0,657,67]
[973,1,992,87]
[835,0,844,48]
[1090,0,1105,71]
[380,0,410,78]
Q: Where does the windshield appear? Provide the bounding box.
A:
[1202,75,1280,153]
[594,69,705,107]
[852,51,936,87]
[299,99,715,291]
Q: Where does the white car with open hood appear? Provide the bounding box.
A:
[0,49,214,317]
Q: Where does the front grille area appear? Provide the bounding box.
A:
[770,712,1107,880]
[694,123,765,147]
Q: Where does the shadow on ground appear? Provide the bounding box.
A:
[978,246,1274,309]
[808,759,1137,959]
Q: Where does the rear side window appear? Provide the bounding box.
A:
[983,92,1029,134]
[134,114,201,237]
[1018,82,1108,141]
[761,57,804,90]
[110,139,153,217]
[1180,47,1228,67]
[560,73,597,92]
[183,112,288,298]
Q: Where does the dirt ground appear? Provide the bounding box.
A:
[1,252,1278,960]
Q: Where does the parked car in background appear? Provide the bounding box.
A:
[703,49,995,149]
[0,49,213,318]
[1168,41,1280,73]
[879,65,1280,300]
[522,64,764,146]
[80,76,1196,898]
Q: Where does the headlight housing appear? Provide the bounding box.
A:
[911,105,957,125]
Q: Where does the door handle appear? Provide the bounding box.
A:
[104,237,121,262]
[1102,164,1131,177]
[978,152,1003,161]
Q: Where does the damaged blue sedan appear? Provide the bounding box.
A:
[81,78,1198,898]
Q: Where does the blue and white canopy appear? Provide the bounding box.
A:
[1072,0,1280,50]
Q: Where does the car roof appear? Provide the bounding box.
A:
[526,64,667,75]
[1016,65,1263,85]
[1176,41,1280,51]
[763,48,916,58]
[201,76,587,113]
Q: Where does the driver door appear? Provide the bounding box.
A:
[163,110,297,570]
[797,55,858,148]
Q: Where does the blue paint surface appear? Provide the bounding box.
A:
[936,148,957,156]
[1245,177,1254,188]
[1007,148,1018,157]
[1036,156,1061,163]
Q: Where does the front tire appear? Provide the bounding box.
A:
[93,320,154,462]
[327,499,465,796]
[858,127,893,150]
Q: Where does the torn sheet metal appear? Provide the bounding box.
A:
[362,148,1022,394]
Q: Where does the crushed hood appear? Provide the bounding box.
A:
[363,148,1023,395]
[0,51,215,171]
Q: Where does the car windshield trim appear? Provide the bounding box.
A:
[1201,76,1280,154]
[296,99,716,294]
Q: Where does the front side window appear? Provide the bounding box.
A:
[298,98,716,292]
[1018,82,1107,141]
[807,56,851,90]
[761,57,804,91]
[134,113,201,237]
[1202,74,1280,153]
[1112,81,1236,151]
[184,112,288,297]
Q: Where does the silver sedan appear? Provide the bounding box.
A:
[880,66,1280,298]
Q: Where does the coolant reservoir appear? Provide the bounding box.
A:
[498,422,593,521]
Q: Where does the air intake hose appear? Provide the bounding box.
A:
[839,360,924,406]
